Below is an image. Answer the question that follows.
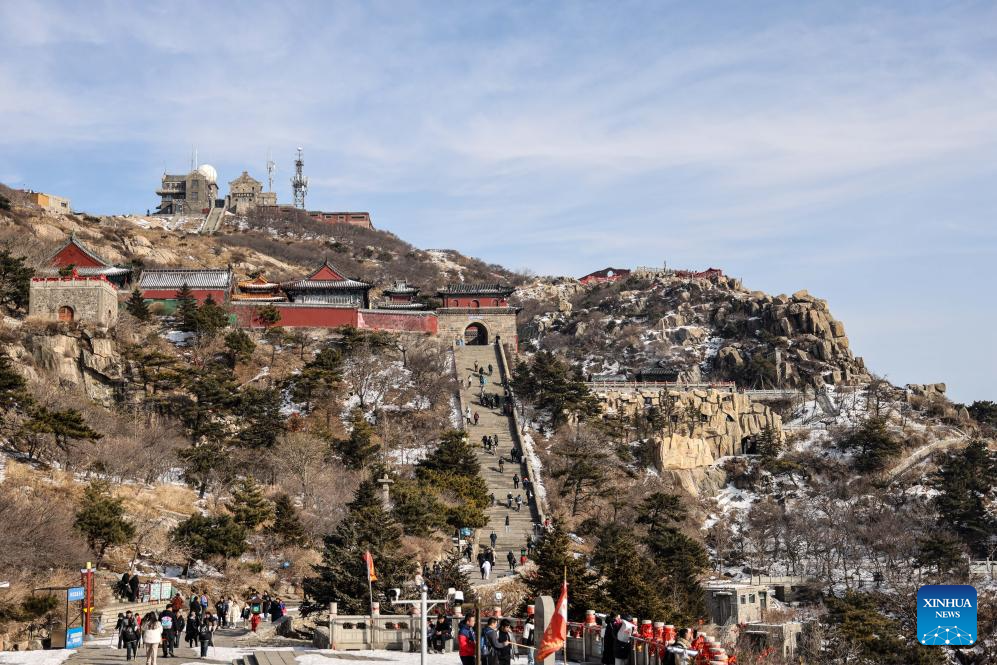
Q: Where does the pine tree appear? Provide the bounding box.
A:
[914,532,966,577]
[26,407,102,463]
[0,350,30,411]
[931,440,997,557]
[415,431,489,529]
[822,592,938,665]
[552,433,610,516]
[335,407,380,470]
[267,493,308,547]
[256,303,282,329]
[303,479,412,614]
[968,401,997,428]
[522,521,604,620]
[644,523,708,622]
[175,284,198,331]
[837,417,901,472]
[125,288,150,321]
[0,248,33,312]
[592,528,672,621]
[512,351,599,430]
[425,550,477,604]
[171,513,247,569]
[755,424,783,463]
[227,476,275,531]
[224,329,256,367]
[636,492,687,524]
[638,493,708,623]
[74,479,135,565]
[417,430,482,478]
[391,477,447,537]
[178,441,231,499]
[195,295,229,340]
[290,346,342,425]
[236,386,285,449]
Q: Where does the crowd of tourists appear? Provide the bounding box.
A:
[429,609,705,665]
[600,614,700,665]
[112,588,288,663]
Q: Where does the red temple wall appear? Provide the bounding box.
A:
[357,310,438,334]
[141,288,230,304]
[231,304,358,329]
[442,296,509,308]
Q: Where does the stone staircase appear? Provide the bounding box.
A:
[455,344,537,586]
[233,651,299,665]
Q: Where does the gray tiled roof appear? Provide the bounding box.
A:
[76,266,131,276]
[281,279,371,290]
[139,268,233,290]
[438,283,513,295]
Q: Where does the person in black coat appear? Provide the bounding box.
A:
[173,613,185,648]
[118,573,130,600]
[185,611,200,648]
[120,614,139,661]
[128,574,140,603]
[601,614,620,665]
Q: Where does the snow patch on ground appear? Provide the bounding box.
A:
[702,483,759,531]
[519,431,547,506]
[164,330,196,346]
[0,650,75,665]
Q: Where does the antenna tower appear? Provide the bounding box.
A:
[291,147,308,209]
[266,150,277,192]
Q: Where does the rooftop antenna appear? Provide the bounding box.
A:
[266,150,277,192]
[291,147,308,209]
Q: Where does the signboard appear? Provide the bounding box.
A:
[161,581,173,601]
[66,626,83,649]
[150,581,162,601]
[67,587,85,602]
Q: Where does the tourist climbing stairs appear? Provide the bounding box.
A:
[454,343,537,586]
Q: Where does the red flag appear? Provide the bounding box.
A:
[537,581,568,661]
[364,550,377,582]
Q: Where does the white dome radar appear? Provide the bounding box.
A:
[196,164,218,184]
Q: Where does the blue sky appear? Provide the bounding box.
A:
[1,1,995,402]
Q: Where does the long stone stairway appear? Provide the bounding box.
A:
[454,344,537,586]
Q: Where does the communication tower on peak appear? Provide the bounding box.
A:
[291,147,308,209]
[266,150,277,192]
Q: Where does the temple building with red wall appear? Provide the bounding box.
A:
[436,283,518,347]
[47,234,133,289]
[138,268,234,305]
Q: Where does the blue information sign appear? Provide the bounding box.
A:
[67,587,85,602]
[66,626,83,649]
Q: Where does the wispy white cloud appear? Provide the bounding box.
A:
[1,1,996,399]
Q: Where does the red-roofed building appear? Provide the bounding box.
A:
[47,234,132,289]
[579,267,630,285]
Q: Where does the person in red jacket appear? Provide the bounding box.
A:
[457,614,477,665]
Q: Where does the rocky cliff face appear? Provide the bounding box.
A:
[11,326,124,405]
[593,387,782,469]
[517,273,869,389]
[713,288,866,386]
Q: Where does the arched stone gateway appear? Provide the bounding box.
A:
[464,322,488,345]
[58,305,75,322]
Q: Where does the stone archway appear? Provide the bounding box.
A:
[464,322,488,345]
[58,305,75,322]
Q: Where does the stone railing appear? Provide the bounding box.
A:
[313,614,447,652]
[495,340,548,527]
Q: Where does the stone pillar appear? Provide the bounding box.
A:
[535,595,555,665]
[378,475,394,510]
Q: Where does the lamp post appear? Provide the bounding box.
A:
[391,585,452,665]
